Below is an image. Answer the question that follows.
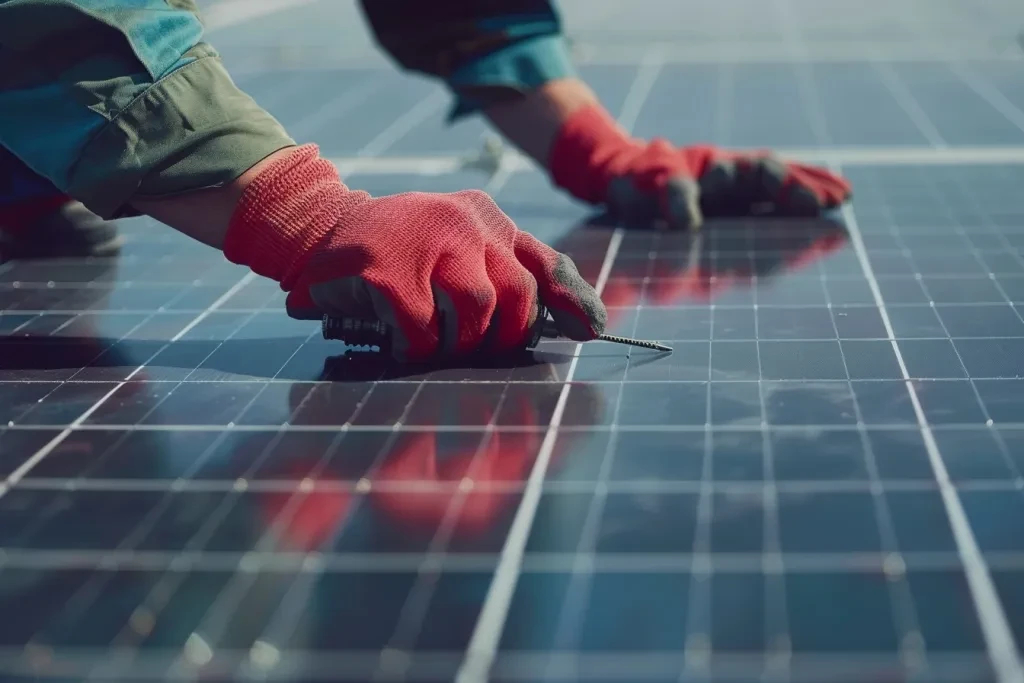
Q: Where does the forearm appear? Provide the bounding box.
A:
[357,0,608,170]
[0,0,294,247]
[482,78,601,165]
[129,148,294,250]
[358,0,582,133]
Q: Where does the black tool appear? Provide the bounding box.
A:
[321,307,672,354]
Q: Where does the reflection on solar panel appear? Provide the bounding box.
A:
[2,1,1024,681]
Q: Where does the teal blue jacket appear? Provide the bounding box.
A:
[0,0,574,215]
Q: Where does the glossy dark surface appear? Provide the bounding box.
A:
[4,2,1024,682]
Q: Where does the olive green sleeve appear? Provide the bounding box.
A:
[0,1,295,219]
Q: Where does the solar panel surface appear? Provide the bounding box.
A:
[2,1,1024,681]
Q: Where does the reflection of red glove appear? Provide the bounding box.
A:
[782,226,848,271]
[260,460,353,552]
[549,105,851,230]
[225,145,606,362]
[595,222,849,321]
[372,395,541,538]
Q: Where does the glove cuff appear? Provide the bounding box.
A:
[224,144,360,287]
[547,103,635,205]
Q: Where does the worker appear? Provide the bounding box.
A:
[0,0,851,362]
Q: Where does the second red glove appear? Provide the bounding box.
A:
[224,145,607,362]
[548,104,852,231]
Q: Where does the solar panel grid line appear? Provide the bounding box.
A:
[94,431,354,678]
[455,47,661,681]
[160,396,430,681]
[283,76,388,144]
[234,563,318,681]
[7,4,1024,679]
[712,60,734,145]
[944,189,1024,447]
[837,199,1024,682]
[15,432,299,670]
[1,305,287,667]
[234,48,1024,68]
[3,305,196,419]
[7,547,1024,575]
[177,380,436,671]
[531,218,662,681]
[941,167,1024,321]
[81,311,272,430]
[8,475,1023,497]
[0,80,460,680]
[18,385,348,651]
[790,28,1015,667]
[16,419,1024,433]
[815,216,929,672]
[787,40,939,670]
[898,4,1024,139]
[615,48,665,134]
[8,324,1023,345]
[4,302,313,655]
[368,384,522,680]
[779,3,831,150]
[8,315,42,335]
[97,77,602,672]
[455,229,624,683]
[0,650,1002,683]
[169,273,259,344]
[78,432,349,681]
[680,255,719,677]
[337,90,449,177]
[315,146,1024,178]
[480,125,526,198]
[869,58,948,149]
[0,655,1000,683]
[898,173,1024,481]
[696,237,734,673]
[201,0,324,33]
[0,273,257,499]
[947,61,1024,136]
[7,278,1024,299]
[750,228,794,672]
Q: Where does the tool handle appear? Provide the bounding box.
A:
[321,306,552,352]
[321,316,392,350]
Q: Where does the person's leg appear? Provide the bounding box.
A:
[0,146,121,260]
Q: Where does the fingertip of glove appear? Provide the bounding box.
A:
[662,176,703,231]
[552,314,605,342]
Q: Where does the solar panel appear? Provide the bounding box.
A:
[2,1,1024,681]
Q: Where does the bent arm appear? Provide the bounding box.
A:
[356,0,593,163]
[0,0,295,246]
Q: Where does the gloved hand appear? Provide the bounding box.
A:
[224,145,607,362]
[549,104,852,231]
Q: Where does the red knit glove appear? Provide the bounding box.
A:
[549,105,852,230]
[224,145,607,362]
